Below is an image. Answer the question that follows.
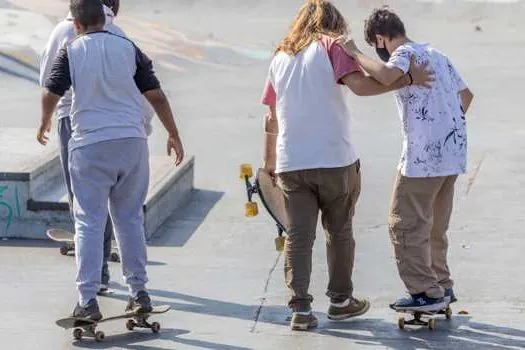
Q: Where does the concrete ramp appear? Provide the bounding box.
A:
[0,128,194,239]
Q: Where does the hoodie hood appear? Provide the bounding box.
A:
[66,5,115,26]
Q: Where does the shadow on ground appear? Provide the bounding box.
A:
[148,189,224,247]
[103,284,525,349]
[71,328,252,350]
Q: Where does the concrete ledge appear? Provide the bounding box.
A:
[1,153,195,239]
[144,156,195,240]
[0,128,58,181]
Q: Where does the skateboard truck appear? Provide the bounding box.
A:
[397,306,453,331]
[240,164,259,217]
[57,305,170,342]
[240,164,286,252]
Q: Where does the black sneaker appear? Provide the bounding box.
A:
[71,299,103,321]
[126,290,153,314]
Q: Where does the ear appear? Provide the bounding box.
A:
[73,18,83,34]
[375,34,384,48]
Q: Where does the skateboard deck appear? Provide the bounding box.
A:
[396,306,453,330]
[56,305,170,342]
[46,228,120,262]
[240,165,288,251]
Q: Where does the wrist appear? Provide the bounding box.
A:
[407,72,413,86]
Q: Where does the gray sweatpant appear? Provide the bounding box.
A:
[58,117,112,286]
[69,137,149,305]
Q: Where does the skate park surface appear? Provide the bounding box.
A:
[0,0,524,349]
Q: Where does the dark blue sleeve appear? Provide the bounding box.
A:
[134,47,160,93]
[44,46,72,96]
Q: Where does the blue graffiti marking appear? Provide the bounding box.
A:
[0,185,14,233]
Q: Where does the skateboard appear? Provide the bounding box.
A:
[46,228,120,262]
[240,164,288,252]
[396,306,453,330]
[56,305,170,342]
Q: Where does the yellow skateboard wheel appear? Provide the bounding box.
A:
[245,202,258,217]
[240,164,253,179]
[275,236,286,252]
[397,317,405,330]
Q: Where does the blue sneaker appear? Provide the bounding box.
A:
[390,293,447,312]
[444,288,457,304]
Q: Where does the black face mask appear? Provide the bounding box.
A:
[375,47,391,62]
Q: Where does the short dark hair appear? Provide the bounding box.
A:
[70,0,105,27]
[102,0,120,16]
[364,7,406,46]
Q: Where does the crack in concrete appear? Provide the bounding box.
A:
[250,252,282,333]
[466,152,486,195]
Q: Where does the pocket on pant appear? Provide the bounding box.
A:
[277,172,302,192]
[389,211,418,229]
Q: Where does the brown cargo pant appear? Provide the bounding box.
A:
[388,172,457,299]
[277,161,361,310]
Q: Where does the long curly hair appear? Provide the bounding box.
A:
[276,0,348,56]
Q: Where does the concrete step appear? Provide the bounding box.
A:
[28,156,195,240]
[0,128,195,239]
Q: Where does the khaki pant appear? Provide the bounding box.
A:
[277,161,361,310]
[388,173,457,299]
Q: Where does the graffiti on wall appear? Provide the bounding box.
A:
[0,184,22,233]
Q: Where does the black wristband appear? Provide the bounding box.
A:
[407,72,413,86]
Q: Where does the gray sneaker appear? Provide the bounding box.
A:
[71,299,103,321]
[290,312,318,331]
[327,297,370,321]
[126,290,153,314]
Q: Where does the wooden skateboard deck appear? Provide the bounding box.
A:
[46,228,120,262]
[254,168,288,232]
[56,305,170,342]
[396,306,453,330]
[241,165,288,251]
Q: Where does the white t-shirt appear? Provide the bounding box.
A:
[262,36,361,174]
[387,42,468,177]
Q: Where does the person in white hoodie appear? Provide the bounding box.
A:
[39,0,153,294]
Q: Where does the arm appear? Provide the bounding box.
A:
[263,106,278,175]
[459,88,474,114]
[38,47,72,145]
[144,89,184,166]
[260,72,278,176]
[143,89,180,138]
[352,51,405,86]
[342,71,411,97]
[447,59,473,114]
[134,46,184,165]
[38,92,61,145]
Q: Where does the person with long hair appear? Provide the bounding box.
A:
[260,0,432,331]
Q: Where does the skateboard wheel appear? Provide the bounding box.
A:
[73,328,83,340]
[151,322,161,333]
[240,164,253,179]
[274,236,286,252]
[445,307,452,320]
[110,252,120,263]
[428,318,436,330]
[397,317,405,330]
[95,331,105,342]
[60,246,69,256]
[126,319,135,331]
[245,202,259,217]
